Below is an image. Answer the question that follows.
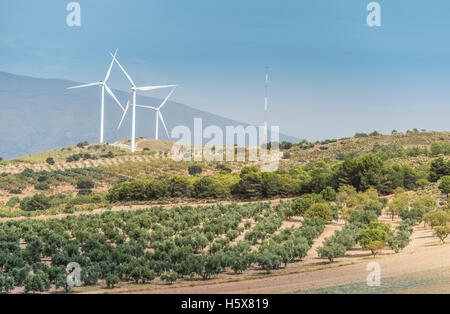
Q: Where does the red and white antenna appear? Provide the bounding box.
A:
[263,66,269,144]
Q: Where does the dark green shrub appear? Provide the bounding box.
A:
[76,179,95,190]
[46,157,55,165]
[20,194,51,211]
[35,183,50,191]
[188,165,202,176]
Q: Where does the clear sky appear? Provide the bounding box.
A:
[1,0,449,141]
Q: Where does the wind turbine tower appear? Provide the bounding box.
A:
[111,53,177,152]
[67,49,123,144]
[263,66,269,145]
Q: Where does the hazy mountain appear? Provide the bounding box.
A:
[0,72,299,160]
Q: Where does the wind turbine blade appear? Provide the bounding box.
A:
[104,49,118,82]
[158,111,170,138]
[110,52,135,87]
[118,95,132,129]
[67,82,102,89]
[136,105,157,110]
[136,85,178,92]
[158,86,177,109]
[104,84,124,111]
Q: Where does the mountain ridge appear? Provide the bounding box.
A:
[0,71,300,160]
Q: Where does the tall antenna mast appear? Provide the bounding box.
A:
[263,66,269,145]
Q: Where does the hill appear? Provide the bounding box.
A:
[0,130,448,207]
[0,129,448,295]
[283,131,450,164]
[0,71,299,160]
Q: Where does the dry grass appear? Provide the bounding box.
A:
[285,131,450,164]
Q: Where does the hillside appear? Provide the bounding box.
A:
[0,130,448,295]
[0,71,299,160]
[0,131,448,207]
[283,131,450,164]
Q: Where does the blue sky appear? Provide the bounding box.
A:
[1,0,449,141]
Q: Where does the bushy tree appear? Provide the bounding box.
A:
[192,254,222,280]
[411,196,436,214]
[431,142,450,156]
[347,209,378,227]
[169,176,194,198]
[318,239,346,263]
[160,270,178,284]
[292,194,324,216]
[232,167,264,198]
[366,241,386,257]
[256,250,281,273]
[76,178,95,190]
[321,187,337,201]
[387,230,411,253]
[387,193,409,220]
[0,275,15,293]
[46,157,55,165]
[305,203,333,222]
[20,194,51,211]
[433,226,450,244]
[188,165,202,176]
[24,271,51,293]
[423,210,449,228]
[430,157,450,182]
[439,176,450,198]
[400,208,423,225]
[358,222,391,257]
[105,273,120,289]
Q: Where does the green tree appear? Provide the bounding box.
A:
[76,178,95,190]
[430,157,450,182]
[366,241,386,257]
[160,270,178,285]
[387,230,411,253]
[416,179,430,189]
[232,167,264,198]
[0,275,15,293]
[433,226,450,244]
[321,187,337,201]
[55,273,72,292]
[318,239,346,263]
[292,194,324,217]
[304,203,333,222]
[256,250,281,273]
[193,254,222,280]
[20,194,51,211]
[24,271,51,293]
[439,176,450,198]
[105,274,120,289]
[411,195,436,214]
[169,176,194,198]
[46,157,55,165]
[358,223,390,257]
[423,210,449,228]
[387,194,409,220]
[188,165,202,176]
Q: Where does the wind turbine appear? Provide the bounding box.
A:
[110,52,177,152]
[67,49,124,144]
[135,86,177,140]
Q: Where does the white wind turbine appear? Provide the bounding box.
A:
[67,50,124,144]
[131,86,177,140]
[110,52,177,152]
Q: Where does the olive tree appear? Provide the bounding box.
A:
[317,239,346,263]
